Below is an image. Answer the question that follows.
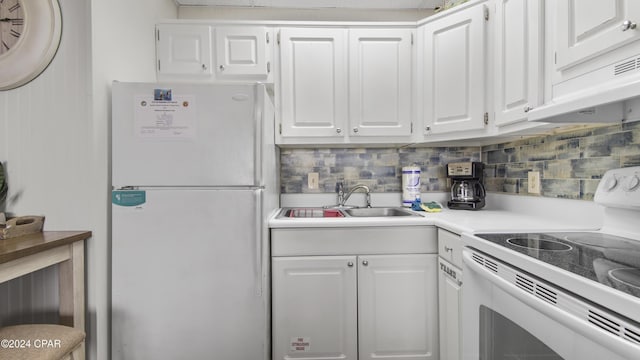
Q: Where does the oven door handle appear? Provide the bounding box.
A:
[462,249,640,359]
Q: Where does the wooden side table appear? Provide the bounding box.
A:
[0,231,91,357]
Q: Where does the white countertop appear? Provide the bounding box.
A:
[270,192,604,234]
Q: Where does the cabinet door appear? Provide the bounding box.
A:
[215,26,270,78]
[156,24,212,76]
[556,0,640,71]
[272,256,358,360]
[349,29,413,137]
[279,28,348,138]
[358,254,439,360]
[422,4,487,135]
[438,257,463,360]
[494,0,543,127]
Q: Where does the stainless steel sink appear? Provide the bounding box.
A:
[277,207,420,218]
[342,207,419,217]
[279,208,345,218]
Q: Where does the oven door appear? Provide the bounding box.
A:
[461,248,640,360]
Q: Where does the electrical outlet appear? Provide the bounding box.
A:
[308,172,319,190]
[528,171,541,194]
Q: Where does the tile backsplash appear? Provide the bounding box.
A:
[280,121,640,201]
[280,147,480,193]
[483,121,640,200]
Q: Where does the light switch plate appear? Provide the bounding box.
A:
[528,171,541,194]
[308,172,319,190]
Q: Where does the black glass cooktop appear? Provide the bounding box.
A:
[474,232,640,299]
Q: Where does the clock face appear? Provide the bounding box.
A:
[0,0,61,90]
[0,0,25,55]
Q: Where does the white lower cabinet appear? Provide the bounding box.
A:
[437,229,463,360]
[358,254,438,360]
[273,254,438,360]
[272,256,358,360]
[437,258,462,360]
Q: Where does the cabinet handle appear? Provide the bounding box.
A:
[353,127,359,133]
[622,20,637,31]
[524,106,532,113]
[362,260,369,266]
[444,246,454,253]
[425,126,431,132]
[347,261,354,267]
[219,65,225,71]
[336,128,342,134]
[202,64,208,70]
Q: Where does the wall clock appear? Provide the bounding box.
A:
[0,0,62,91]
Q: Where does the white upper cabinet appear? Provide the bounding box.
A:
[156,24,213,78]
[555,0,640,71]
[277,27,415,144]
[156,24,272,82]
[494,0,544,127]
[278,27,349,139]
[421,3,487,135]
[526,0,640,123]
[214,26,271,79]
[349,29,414,137]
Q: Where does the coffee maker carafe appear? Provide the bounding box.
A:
[446,162,486,210]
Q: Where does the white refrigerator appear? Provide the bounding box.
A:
[110,81,277,360]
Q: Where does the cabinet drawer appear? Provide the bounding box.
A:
[271,226,437,256]
[438,228,462,268]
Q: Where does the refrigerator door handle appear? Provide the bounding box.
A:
[253,190,263,296]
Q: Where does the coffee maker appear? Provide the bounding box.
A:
[446,162,486,210]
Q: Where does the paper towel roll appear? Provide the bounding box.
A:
[402,165,421,207]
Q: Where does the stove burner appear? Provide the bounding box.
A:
[562,232,640,248]
[563,233,611,247]
[609,268,640,290]
[506,237,573,251]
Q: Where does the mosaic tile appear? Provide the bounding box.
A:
[622,154,640,167]
[541,179,581,199]
[503,178,521,194]
[485,149,509,164]
[555,139,581,160]
[280,146,481,194]
[580,179,600,201]
[623,120,640,131]
[544,160,574,179]
[279,121,640,199]
[525,143,558,161]
[571,157,620,179]
[484,177,505,193]
[581,132,631,157]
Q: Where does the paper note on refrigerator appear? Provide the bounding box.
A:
[134,94,196,138]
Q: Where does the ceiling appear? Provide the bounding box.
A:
[174,0,443,9]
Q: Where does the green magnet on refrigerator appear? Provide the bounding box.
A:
[112,190,146,207]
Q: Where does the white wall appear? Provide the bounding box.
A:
[0,1,92,227]
[0,0,92,332]
[0,0,177,360]
[90,2,177,359]
[179,5,434,21]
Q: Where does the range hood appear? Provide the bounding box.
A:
[173,0,443,8]
[528,53,640,124]
[526,84,637,124]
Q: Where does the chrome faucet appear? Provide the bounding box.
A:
[336,181,345,206]
[336,182,371,208]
